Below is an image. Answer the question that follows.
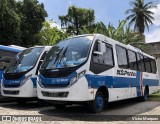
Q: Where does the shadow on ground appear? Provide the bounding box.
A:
[0,98,160,121]
[0,100,51,111]
[38,98,160,121]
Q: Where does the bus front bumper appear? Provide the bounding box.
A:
[1,80,37,98]
[37,77,96,102]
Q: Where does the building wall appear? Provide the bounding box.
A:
[149,42,160,82]
[156,58,160,79]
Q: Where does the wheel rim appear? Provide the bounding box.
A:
[96,96,103,109]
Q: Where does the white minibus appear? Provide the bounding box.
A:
[1,46,51,104]
[37,34,159,113]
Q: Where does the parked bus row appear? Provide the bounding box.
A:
[0,34,159,113]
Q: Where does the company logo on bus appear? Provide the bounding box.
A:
[9,80,20,84]
[117,69,136,76]
[51,78,69,84]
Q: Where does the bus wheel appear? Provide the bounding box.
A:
[141,88,149,101]
[54,104,66,109]
[89,91,104,113]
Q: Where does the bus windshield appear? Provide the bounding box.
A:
[41,36,93,70]
[5,47,44,73]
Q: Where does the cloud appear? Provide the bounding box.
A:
[145,4,160,43]
[50,22,61,30]
[145,28,160,43]
[150,4,160,26]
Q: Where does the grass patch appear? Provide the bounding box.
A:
[147,90,160,102]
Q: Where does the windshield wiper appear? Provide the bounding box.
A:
[56,47,68,69]
[53,47,65,66]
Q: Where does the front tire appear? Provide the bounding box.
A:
[89,91,105,113]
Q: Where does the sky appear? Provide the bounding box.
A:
[38,0,160,43]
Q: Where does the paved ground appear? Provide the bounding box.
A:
[0,98,160,124]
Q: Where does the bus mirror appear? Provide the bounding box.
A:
[98,42,106,54]
[39,60,43,65]
[93,51,103,55]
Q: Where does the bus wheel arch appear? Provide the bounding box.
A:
[141,85,149,101]
[97,86,109,102]
[145,85,149,95]
[88,86,109,113]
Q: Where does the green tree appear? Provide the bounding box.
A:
[17,0,47,47]
[59,6,95,35]
[0,0,21,45]
[79,21,108,35]
[37,20,67,45]
[105,20,150,52]
[125,0,155,35]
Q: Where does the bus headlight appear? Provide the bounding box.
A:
[38,78,44,88]
[20,74,32,87]
[70,70,86,86]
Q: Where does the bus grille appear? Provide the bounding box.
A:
[3,84,20,88]
[41,91,69,97]
[42,83,69,88]
[3,90,19,95]
[3,72,25,80]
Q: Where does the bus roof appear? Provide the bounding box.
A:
[8,45,26,51]
[69,34,155,59]
[0,45,23,53]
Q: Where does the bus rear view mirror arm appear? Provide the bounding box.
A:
[93,51,103,55]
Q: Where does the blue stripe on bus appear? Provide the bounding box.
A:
[31,78,37,88]
[85,74,159,97]
[0,45,22,53]
[39,71,77,85]
[2,76,25,86]
[0,70,3,83]
[136,71,141,96]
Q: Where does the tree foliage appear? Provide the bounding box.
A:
[125,0,156,35]
[0,0,21,45]
[0,0,47,46]
[105,20,150,52]
[59,6,95,35]
[17,0,47,46]
[58,5,149,52]
[37,20,67,45]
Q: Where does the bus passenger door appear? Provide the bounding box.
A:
[90,40,115,100]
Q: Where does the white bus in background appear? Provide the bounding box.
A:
[1,46,52,104]
[0,45,26,97]
[9,45,26,51]
[37,34,159,113]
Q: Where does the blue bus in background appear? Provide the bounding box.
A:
[0,45,26,84]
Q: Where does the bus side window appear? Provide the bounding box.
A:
[144,56,152,73]
[93,44,114,66]
[116,45,128,69]
[90,41,114,74]
[127,50,138,70]
[150,59,157,74]
[137,54,145,72]
[93,43,114,66]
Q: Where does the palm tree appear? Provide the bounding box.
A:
[125,0,156,35]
